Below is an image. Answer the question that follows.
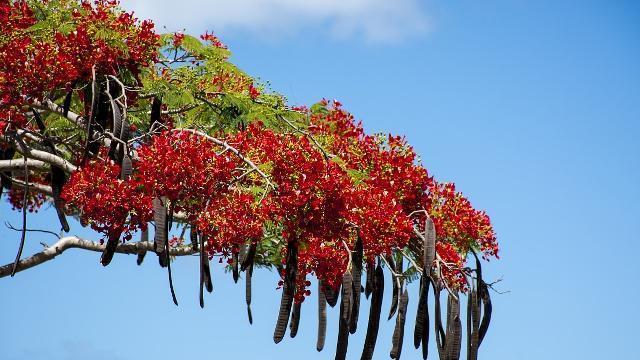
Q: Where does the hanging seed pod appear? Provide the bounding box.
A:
[424,217,436,271]
[100,231,121,266]
[335,277,351,360]
[360,263,384,360]
[414,273,431,353]
[467,287,480,360]
[136,229,148,265]
[274,242,297,343]
[120,154,132,180]
[434,285,446,358]
[246,261,254,324]
[364,263,374,299]
[62,90,73,117]
[324,281,340,308]
[388,253,403,320]
[199,234,212,308]
[165,240,179,306]
[445,294,462,360]
[390,289,409,359]
[190,225,198,252]
[317,281,327,352]
[241,242,257,272]
[232,251,240,283]
[478,283,492,346]
[341,272,353,324]
[153,198,168,267]
[290,302,302,338]
[350,237,363,334]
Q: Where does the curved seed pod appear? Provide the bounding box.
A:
[317,281,327,352]
[445,294,462,360]
[153,198,168,267]
[364,263,374,299]
[350,237,363,333]
[478,283,492,346]
[246,262,254,324]
[390,289,409,359]
[274,243,297,343]
[424,217,436,271]
[324,281,340,308]
[273,282,293,344]
[471,251,492,347]
[111,98,122,140]
[136,229,148,265]
[290,302,302,338]
[388,253,403,320]
[100,231,121,266]
[434,285,446,358]
[62,90,73,117]
[51,165,70,232]
[165,241,179,306]
[361,263,384,360]
[241,242,256,272]
[190,225,198,252]
[335,282,351,360]
[467,288,480,360]
[414,275,428,350]
[232,251,240,283]
[421,278,431,360]
[341,272,353,323]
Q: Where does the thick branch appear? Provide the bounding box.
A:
[0,158,48,172]
[0,237,197,278]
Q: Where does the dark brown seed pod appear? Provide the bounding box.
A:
[364,263,374,299]
[414,274,429,350]
[324,281,340,308]
[62,90,73,117]
[445,294,462,360]
[434,285,446,357]
[153,198,168,267]
[273,282,293,344]
[246,262,254,324]
[165,240,178,306]
[137,229,149,266]
[341,272,353,323]
[350,237,363,334]
[317,281,327,352]
[100,231,121,266]
[241,242,256,272]
[424,217,436,272]
[390,289,409,359]
[335,285,351,360]
[478,282,492,346]
[360,263,384,360]
[232,251,240,283]
[190,225,198,252]
[289,302,302,338]
[120,154,132,180]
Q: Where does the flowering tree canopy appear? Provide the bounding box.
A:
[0,1,500,359]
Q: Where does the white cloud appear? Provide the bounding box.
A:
[120,0,430,43]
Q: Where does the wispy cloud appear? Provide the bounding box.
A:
[121,0,430,43]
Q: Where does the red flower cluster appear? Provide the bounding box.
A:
[0,0,159,128]
[61,159,153,242]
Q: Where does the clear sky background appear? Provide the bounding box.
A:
[1,0,639,359]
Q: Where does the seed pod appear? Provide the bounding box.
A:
[341,272,353,324]
[414,274,430,353]
[445,294,462,360]
[232,251,240,283]
[274,243,297,343]
[241,242,257,272]
[136,229,148,265]
[360,263,384,360]
[290,302,302,338]
[62,90,73,117]
[153,198,168,267]
[190,225,198,252]
[335,279,351,360]
[100,230,121,266]
[150,97,162,128]
[390,289,409,359]
[424,217,436,271]
[350,237,363,334]
[364,263,374,299]
[165,240,178,306]
[317,281,327,352]
[324,281,340,308]
[246,261,254,324]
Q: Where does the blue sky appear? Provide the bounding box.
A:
[1,0,639,359]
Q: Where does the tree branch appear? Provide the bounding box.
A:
[0,158,48,172]
[0,237,197,278]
